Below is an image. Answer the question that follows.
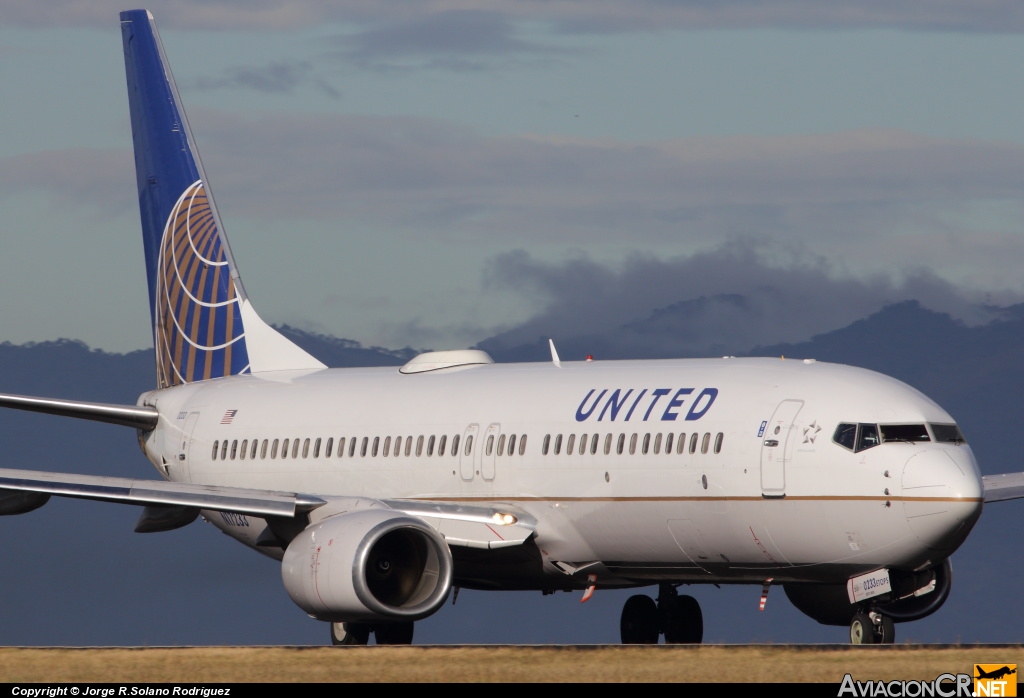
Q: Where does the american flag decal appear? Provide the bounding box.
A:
[220,409,238,425]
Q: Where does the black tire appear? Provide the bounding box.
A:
[878,614,895,644]
[849,612,877,645]
[621,594,660,644]
[664,594,703,644]
[374,621,415,645]
[331,622,370,646]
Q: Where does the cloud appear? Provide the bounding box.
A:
[475,245,1010,361]
[4,119,1024,299]
[2,1,1024,32]
[191,61,339,97]
[333,10,570,71]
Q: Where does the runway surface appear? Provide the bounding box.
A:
[2,645,1022,682]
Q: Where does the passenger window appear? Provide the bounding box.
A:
[617,433,625,455]
[578,434,587,455]
[677,434,686,454]
[303,438,311,458]
[335,437,344,458]
[832,423,856,451]
[566,434,576,455]
[664,433,673,454]
[497,434,506,456]
[281,438,290,459]
[250,440,258,460]
[221,441,229,460]
[451,434,460,456]
[856,424,880,453]
[507,434,516,456]
[383,436,391,457]
[714,433,723,454]
[416,436,424,456]
[642,433,650,455]
[427,435,435,456]
[229,440,237,460]
[325,438,333,458]
[689,433,698,454]
[590,433,599,455]
[629,433,637,455]
[292,439,300,459]
[260,439,268,459]
[212,441,219,460]
[360,437,368,457]
[554,434,562,455]
[543,435,551,455]
[372,437,380,457]
[486,435,495,456]
[405,436,412,457]
[653,433,662,455]
[271,439,279,459]
[394,436,402,457]
[464,435,473,456]
[604,433,612,455]
[519,434,527,455]
[240,439,248,460]
[350,437,357,458]
[701,433,710,454]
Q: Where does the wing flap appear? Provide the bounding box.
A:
[385,499,536,549]
[982,472,1024,503]
[0,468,325,518]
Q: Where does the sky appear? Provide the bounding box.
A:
[0,1,1023,354]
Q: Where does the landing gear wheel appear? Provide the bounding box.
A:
[374,621,415,645]
[849,612,877,645]
[331,622,370,646]
[663,594,703,644]
[878,614,895,644]
[620,594,659,644]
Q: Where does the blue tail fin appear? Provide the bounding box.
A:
[120,10,323,388]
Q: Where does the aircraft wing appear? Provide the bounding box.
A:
[0,468,535,548]
[982,472,1024,503]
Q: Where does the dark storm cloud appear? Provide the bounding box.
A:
[476,246,1005,360]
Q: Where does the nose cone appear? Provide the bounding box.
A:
[902,448,983,558]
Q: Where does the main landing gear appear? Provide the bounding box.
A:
[330,621,415,646]
[849,609,895,645]
[620,583,703,644]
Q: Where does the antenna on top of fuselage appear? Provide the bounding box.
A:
[120,9,324,389]
[549,339,561,368]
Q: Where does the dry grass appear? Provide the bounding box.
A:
[1,646,1022,683]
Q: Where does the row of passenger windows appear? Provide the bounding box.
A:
[211,433,529,461]
[541,431,723,456]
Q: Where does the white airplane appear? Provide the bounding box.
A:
[1,9,1021,646]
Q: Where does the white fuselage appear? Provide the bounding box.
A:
[136,357,984,590]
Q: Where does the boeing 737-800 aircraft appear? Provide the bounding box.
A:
[1,10,1022,646]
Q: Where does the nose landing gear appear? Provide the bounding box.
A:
[620,584,704,644]
[849,609,895,645]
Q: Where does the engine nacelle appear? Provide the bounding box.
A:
[784,559,952,626]
[281,509,453,622]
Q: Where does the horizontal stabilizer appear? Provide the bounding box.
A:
[982,472,1024,503]
[0,393,159,430]
[0,468,325,518]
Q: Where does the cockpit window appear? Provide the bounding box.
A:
[856,424,879,452]
[930,423,967,444]
[833,423,856,450]
[880,424,930,443]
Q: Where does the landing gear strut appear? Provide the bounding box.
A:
[330,621,414,646]
[849,610,895,645]
[620,584,703,644]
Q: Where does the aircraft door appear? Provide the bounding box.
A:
[760,400,803,497]
[177,411,200,483]
[481,423,500,481]
[459,423,479,481]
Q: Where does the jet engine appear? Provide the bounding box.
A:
[784,559,952,626]
[281,509,453,622]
